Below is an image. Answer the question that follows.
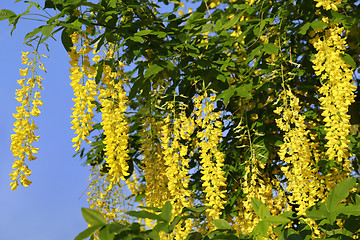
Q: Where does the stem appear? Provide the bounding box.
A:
[21,17,47,22]
[26,13,50,19]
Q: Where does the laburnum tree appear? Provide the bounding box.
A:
[3,0,360,239]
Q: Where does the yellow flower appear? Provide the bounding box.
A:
[194,93,226,223]
[69,33,98,151]
[19,68,29,76]
[10,48,44,190]
[311,23,356,183]
[92,55,101,62]
[314,0,340,11]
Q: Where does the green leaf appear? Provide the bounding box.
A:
[148,229,160,240]
[306,202,328,220]
[153,222,170,234]
[156,31,166,38]
[50,0,65,4]
[221,15,241,31]
[299,22,311,35]
[129,36,143,43]
[281,228,303,240]
[108,0,117,8]
[252,220,270,237]
[235,83,252,98]
[186,232,203,240]
[181,206,210,214]
[135,29,153,36]
[234,4,250,10]
[251,198,270,220]
[160,201,172,222]
[96,35,105,52]
[245,45,262,65]
[355,194,360,206]
[263,43,278,55]
[138,206,161,212]
[311,20,328,31]
[216,88,236,105]
[265,215,291,225]
[0,9,16,21]
[24,1,41,9]
[253,138,269,163]
[81,208,107,227]
[42,24,54,37]
[74,225,100,240]
[126,210,161,220]
[61,28,73,52]
[24,27,42,40]
[214,219,232,230]
[78,18,94,29]
[108,222,127,234]
[99,225,114,240]
[95,63,104,84]
[216,74,227,82]
[144,64,163,78]
[326,177,356,211]
[135,194,145,202]
[214,19,223,32]
[340,205,360,216]
[341,53,357,69]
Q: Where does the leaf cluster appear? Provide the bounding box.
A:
[76,177,360,240]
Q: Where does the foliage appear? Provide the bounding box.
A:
[3,0,360,238]
[76,177,360,239]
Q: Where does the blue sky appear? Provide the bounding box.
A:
[1,1,92,239]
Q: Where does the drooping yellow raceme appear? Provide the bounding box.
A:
[161,103,195,239]
[233,120,285,235]
[141,117,170,212]
[314,0,342,11]
[10,50,45,190]
[98,57,130,186]
[194,93,227,222]
[69,32,98,152]
[137,80,171,230]
[310,22,356,184]
[274,89,324,215]
[87,165,126,222]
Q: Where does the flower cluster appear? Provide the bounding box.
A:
[140,117,169,211]
[233,119,285,235]
[69,32,98,151]
[274,89,323,215]
[311,23,356,181]
[314,0,342,11]
[10,50,45,190]
[194,93,227,221]
[161,103,195,239]
[87,166,126,222]
[98,53,130,186]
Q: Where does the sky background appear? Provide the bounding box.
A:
[1,1,92,239]
[0,1,195,239]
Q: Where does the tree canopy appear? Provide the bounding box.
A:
[2,0,360,239]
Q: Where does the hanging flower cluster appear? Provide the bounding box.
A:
[161,103,195,239]
[314,0,342,11]
[98,58,130,186]
[69,32,98,151]
[140,117,170,211]
[274,89,324,215]
[310,21,356,182]
[194,93,227,221]
[10,50,45,190]
[87,165,126,222]
[8,1,360,239]
[232,119,285,235]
